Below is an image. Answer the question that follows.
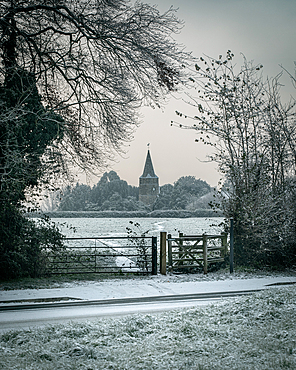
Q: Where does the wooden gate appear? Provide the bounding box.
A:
[167,233,228,274]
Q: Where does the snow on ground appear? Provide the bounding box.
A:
[1,269,295,304]
[0,285,295,370]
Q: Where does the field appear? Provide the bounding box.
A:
[1,285,295,369]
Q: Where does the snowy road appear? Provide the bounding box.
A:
[0,290,257,332]
[1,274,295,332]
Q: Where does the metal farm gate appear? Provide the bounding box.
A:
[47,236,157,275]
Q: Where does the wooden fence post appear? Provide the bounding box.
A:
[179,232,183,266]
[94,239,97,273]
[203,234,208,274]
[160,232,167,275]
[168,233,172,272]
[230,218,234,273]
[221,232,228,258]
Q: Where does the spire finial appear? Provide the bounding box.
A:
[147,143,150,150]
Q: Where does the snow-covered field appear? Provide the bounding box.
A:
[53,217,224,239]
[1,285,295,370]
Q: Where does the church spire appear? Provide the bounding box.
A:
[140,148,158,178]
[139,146,159,207]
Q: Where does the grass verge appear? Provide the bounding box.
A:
[0,267,295,291]
[0,286,295,369]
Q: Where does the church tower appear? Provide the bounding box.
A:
[139,147,159,207]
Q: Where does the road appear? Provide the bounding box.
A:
[0,290,259,332]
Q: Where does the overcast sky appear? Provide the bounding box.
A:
[83,0,296,187]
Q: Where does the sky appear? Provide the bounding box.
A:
[81,0,296,188]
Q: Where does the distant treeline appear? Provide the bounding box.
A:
[34,209,221,219]
[53,171,215,213]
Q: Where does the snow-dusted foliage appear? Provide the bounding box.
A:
[1,286,295,369]
[175,53,296,268]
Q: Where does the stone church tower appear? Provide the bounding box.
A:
[139,148,159,207]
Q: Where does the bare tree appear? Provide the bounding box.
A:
[0,0,190,278]
[173,52,296,266]
[0,0,189,185]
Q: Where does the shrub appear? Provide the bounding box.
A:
[0,205,64,280]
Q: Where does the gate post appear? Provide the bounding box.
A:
[152,236,157,275]
[94,239,97,273]
[230,218,234,273]
[203,234,208,274]
[168,233,172,272]
[179,232,183,266]
[221,232,228,258]
[160,232,167,275]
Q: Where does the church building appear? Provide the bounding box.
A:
[139,148,159,207]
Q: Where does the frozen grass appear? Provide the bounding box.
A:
[0,286,295,369]
[1,267,295,291]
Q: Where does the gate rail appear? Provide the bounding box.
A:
[47,236,157,275]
